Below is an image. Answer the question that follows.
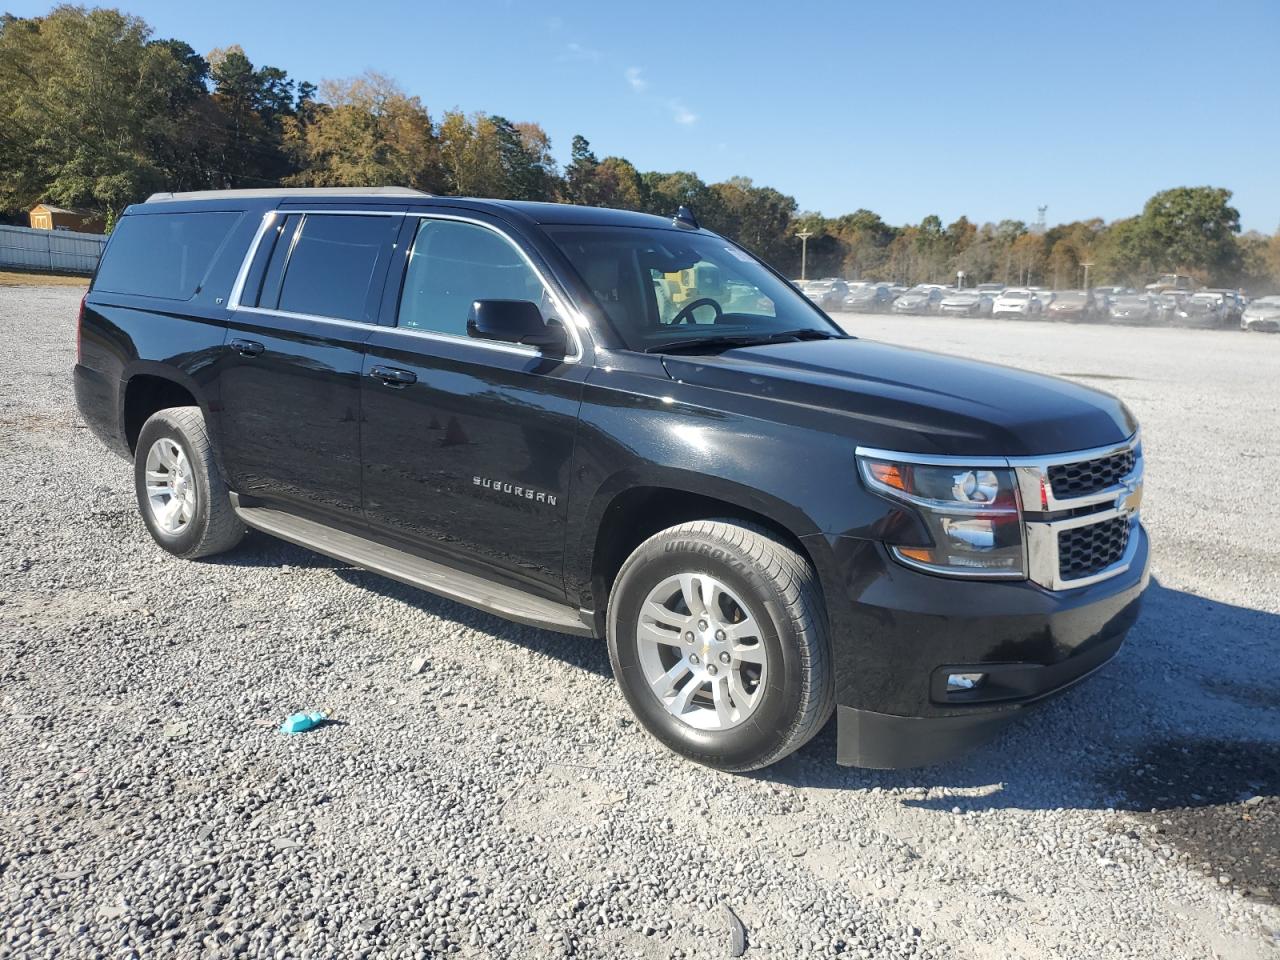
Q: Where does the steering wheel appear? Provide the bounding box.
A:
[670,297,724,326]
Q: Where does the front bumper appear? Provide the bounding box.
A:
[811,526,1149,768]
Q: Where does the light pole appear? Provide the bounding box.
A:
[796,230,813,281]
[1081,261,1094,290]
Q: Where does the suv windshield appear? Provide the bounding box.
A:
[546,226,839,352]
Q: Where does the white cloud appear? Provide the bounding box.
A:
[625,66,648,92]
[559,41,602,63]
[669,100,698,126]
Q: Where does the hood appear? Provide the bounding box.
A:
[661,338,1135,457]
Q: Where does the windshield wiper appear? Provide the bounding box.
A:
[780,328,844,341]
[644,328,844,355]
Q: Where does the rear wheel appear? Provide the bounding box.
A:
[134,406,245,559]
[607,520,834,771]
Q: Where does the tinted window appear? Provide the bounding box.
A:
[95,211,241,300]
[251,214,301,310]
[398,219,548,336]
[276,214,394,322]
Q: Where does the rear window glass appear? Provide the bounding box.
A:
[275,214,393,322]
[95,211,241,300]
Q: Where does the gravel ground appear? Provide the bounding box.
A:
[1,286,1278,960]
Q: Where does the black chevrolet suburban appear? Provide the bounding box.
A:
[73,187,1149,771]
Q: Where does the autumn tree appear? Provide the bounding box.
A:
[639,170,720,223]
[559,136,642,209]
[289,73,440,191]
[0,6,208,220]
[708,177,798,268]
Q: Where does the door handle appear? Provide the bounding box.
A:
[230,338,265,357]
[369,365,417,387]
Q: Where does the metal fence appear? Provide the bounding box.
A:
[0,224,106,274]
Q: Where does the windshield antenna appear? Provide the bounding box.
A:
[673,205,699,230]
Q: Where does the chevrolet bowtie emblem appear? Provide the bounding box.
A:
[1116,478,1143,516]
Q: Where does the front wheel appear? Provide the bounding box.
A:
[607,520,834,771]
[134,406,245,559]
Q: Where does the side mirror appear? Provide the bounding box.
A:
[466,300,566,352]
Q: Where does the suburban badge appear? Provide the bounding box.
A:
[473,476,557,506]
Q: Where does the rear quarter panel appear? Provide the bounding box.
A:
[74,204,267,455]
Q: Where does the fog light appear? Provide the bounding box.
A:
[947,672,986,692]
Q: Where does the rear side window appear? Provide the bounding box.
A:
[95,211,241,300]
[272,214,394,323]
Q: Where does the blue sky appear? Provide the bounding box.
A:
[14,0,1279,230]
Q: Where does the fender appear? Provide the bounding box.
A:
[564,361,915,616]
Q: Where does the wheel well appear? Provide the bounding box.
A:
[588,487,818,617]
[123,376,197,452]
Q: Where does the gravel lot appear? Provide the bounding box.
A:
[2,286,1278,960]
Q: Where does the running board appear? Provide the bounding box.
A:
[233,503,593,637]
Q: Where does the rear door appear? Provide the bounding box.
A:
[218,208,401,520]
[359,211,590,597]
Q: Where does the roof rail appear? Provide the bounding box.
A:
[144,186,432,203]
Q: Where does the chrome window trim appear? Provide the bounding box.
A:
[857,433,1144,592]
[227,211,277,310]
[232,305,384,333]
[225,208,586,363]
[227,208,405,314]
[378,324,544,359]
[398,212,585,364]
[229,306,544,360]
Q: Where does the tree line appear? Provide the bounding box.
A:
[2,6,1278,292]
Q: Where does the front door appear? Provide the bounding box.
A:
[359,214,588,597]
[218,209,400,519]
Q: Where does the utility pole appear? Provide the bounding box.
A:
[1081,261,1094,290]
[796,230,813,281]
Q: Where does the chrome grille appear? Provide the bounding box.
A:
[1057,516,1131,580]
[1047,448,1137,498]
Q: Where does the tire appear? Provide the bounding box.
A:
[134,406,245,559]
[607,519,834,772]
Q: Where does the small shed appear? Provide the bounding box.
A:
[28,204,106,234]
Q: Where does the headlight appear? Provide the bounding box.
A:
[857,454,1026,578]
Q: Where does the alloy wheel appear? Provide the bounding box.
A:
[635,573,767,731]
[143,437,196,534]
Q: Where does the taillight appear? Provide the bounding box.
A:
[76,291,87,363]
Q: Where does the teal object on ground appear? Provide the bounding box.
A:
[280,710,328,734]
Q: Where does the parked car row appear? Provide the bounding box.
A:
[796,277,1273,331]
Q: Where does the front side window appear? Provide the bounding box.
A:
[546,226,837,352]
[398,219,551,337]
[273,214,395,322]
